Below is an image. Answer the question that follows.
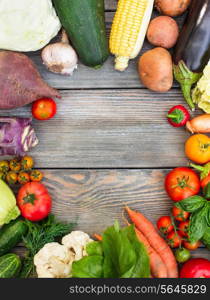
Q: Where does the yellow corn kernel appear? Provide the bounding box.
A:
[110,0,154,71]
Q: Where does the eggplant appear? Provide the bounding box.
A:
[173,0,210,110]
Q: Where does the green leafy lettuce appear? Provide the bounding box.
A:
[72,222,150,278]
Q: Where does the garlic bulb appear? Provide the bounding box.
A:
[41,29,78,75]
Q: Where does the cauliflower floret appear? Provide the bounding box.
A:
[62,231,93,261]
[34,242,75,278]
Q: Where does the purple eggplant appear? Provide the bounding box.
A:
[173,0,210,110]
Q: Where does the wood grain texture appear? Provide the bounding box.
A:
[27,12,184,90]
[0,89,195,168]
[21,169,180,234]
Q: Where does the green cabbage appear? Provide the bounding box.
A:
[192,61,210,113]
[0,0,61,52]
[0,180,20,226]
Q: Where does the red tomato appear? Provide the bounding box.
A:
[201,174,210,189]
[165,167,200,202]
[178,220,189,238]
[183,240,201,251]
[157,216,174,234]
[32,98,56,120]
[180,258,210,278]
[17,182,52,221]
[167,231,182,248]
[172,206,190,222]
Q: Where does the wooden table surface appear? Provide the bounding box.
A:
[2,0,209,259]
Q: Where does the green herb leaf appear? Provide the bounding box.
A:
[203,183,210,199]
[175,196,206,212]
[102,223,137,278]
[188,204,209,243]
[72,256,103,278]
[201,227,210,250]
[86,241,103,256]
[122,226,150,278]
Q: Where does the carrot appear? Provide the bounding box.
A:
[125,206,178,278]
[135,227,167,278]
[93,233,103,241]
[186,114,210,133]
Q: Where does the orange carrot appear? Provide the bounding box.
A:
[93,233,103,241]
[125,206,178,278]
[135,227,167,278]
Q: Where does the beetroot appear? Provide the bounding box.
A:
[0,51,60,109]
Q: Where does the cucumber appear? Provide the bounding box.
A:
[0,253,21,278]
[53,0,109,68]
[0,219,27,256]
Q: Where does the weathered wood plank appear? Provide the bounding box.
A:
[105,0,117,10]
[0,89,193,168]
[18,169,182,234]
[27,12,184,89]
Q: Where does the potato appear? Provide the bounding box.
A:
[138,47,173,92]
[155,0,191,17]
[147,16,179,49]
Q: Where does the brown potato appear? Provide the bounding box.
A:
[138,47,173,92]
[147,16,179,49]
[155,0,191,17]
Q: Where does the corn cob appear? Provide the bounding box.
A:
[110,0,154,71]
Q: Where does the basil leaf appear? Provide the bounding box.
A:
[86,241,103,256]
[188,204,208,243]
[203,183,210,199]
[201,227,210,250]
[176,196,206,212]
[72,256,103,278]
[206,205,210,226]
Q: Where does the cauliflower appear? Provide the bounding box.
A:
[34,231,93,278]
[62,231,93,261]
[34,242,74,278]
[192,60,210,113]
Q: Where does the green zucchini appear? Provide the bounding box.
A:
[53,0,109,68]
[0,253,21,278]
[0,219,27,256]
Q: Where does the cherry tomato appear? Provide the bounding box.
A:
[0,160,9,173]
[165,167,200,202]
[6,171,17,185]
[18,172,30,185]
[201,174,210,189]
[185,134,210,164]
[175,248,191,263]
[180,258,210,278]
[178,220,190,238]
[157,216,174,234]
[172,206,190,222]
[32,98,57,121]
[183,240,201,251]
[9,158,21,172]
[30,170,43,182]
[21,156,34,170]
[17,182,52,221]
[167,231,182,248]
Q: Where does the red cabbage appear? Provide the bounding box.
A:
[0,117,38,156]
